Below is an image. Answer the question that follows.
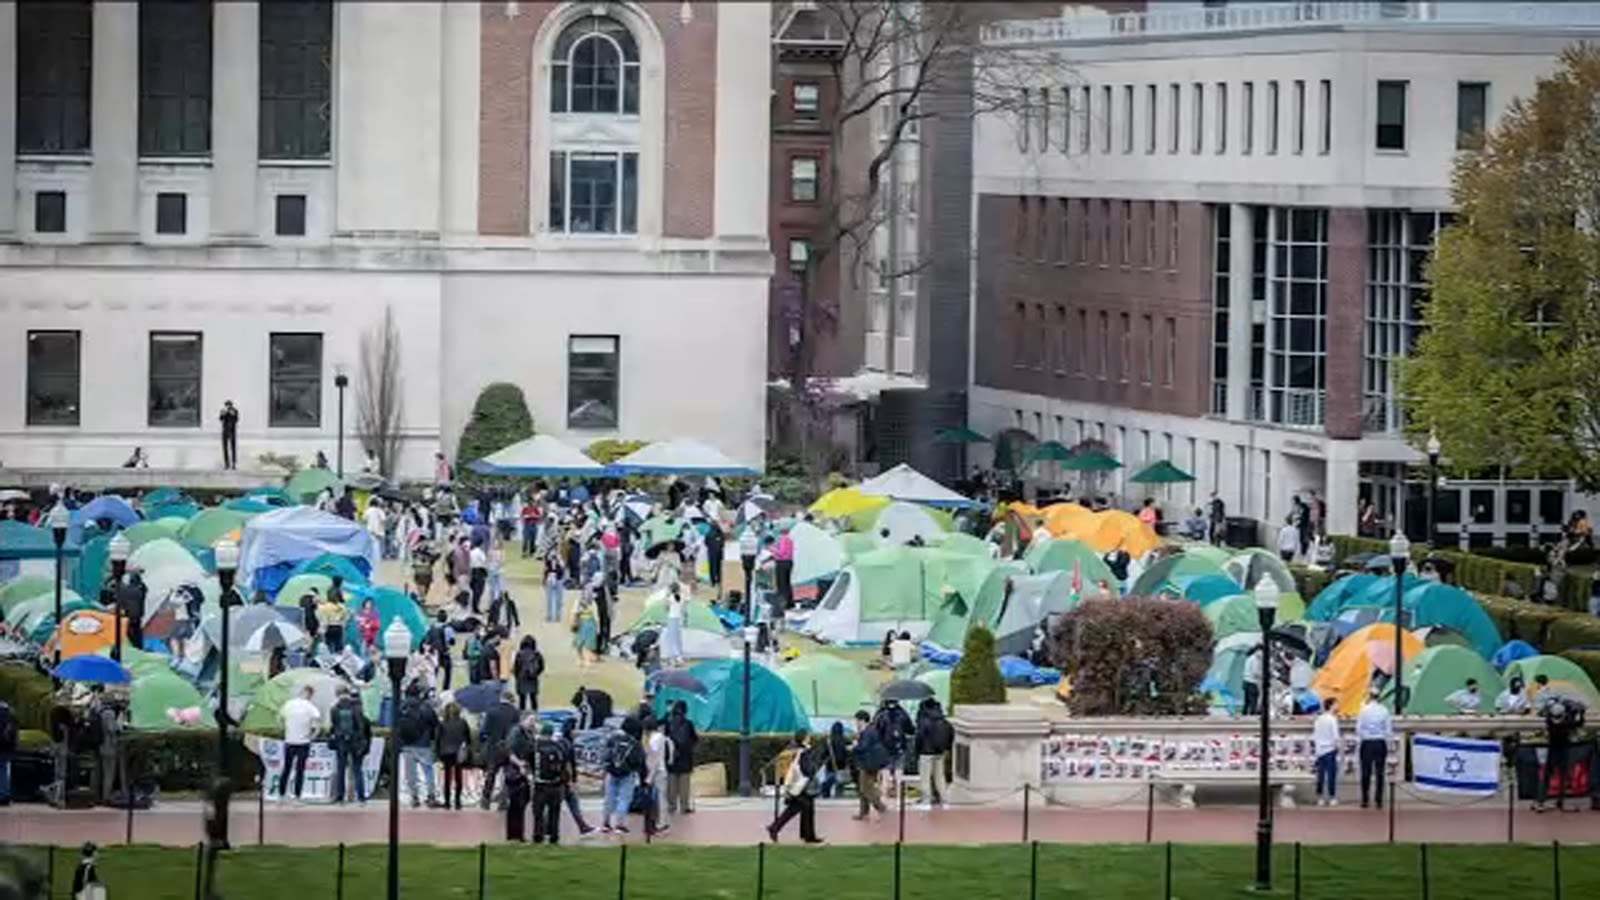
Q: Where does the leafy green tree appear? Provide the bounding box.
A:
[950,624,1007,709]
[454,383,534,490]
[1401,45,1600,490]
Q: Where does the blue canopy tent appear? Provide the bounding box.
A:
[237,507,378,594]
[69,496,140,541]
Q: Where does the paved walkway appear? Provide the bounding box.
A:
[6,799,1599,847]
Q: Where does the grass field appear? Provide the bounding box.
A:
[6,842,1597,899]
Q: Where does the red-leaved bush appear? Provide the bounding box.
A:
[1050,597,1214,716]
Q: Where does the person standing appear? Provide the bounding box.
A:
[365,500,389,561]
[0,699,15,806]
[543,556,567,623]
[601,719,646,835]
[851,710,890,821]
[513,636,545,712]
[664,700,699,817]
[469,540,489,614]
[772,528,795,621]
[914,699,954,810]
[739,527,760,602]
[397,684,441,808]
[1536,677,1585,813]
[504,714,536,842]
[554,719,597,836]
[479,690,521,811]
[1356,688,1393,809]
[117,570,148,653]
[424,610,454,690]
[767,730,824,844]
[436,702,472,811]
[219,400,239,470]
[71,843,104,900]
[663,583,687,668]
[1208,491,1227,544]
[1241,647,1264,717]
[530,722,569,844]
[329,686,372,805]
[590,569,613,656]
[277,686,321,803]
[1312,699,1340,807]
[644,717,674,835]
[317,584,349,655]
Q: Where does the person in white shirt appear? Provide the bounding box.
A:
[1496,677,1530,715]
[645,718,675,834]
[1355,689,1394,808]
[1241,648,1264,716]
[1312,700,1341,806]
[1277,518,1300,564]
[277,686,323,803]
[889,631,916,670]
[663,583,687,667]
[1444,679,1482,714]
[364,500,388,558]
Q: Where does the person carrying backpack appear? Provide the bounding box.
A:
[397,684,441,808]
[424,610,454,690]
[329,686,372,805]
[513,636,545,711]
[601,718,647,835]
[465,628,487,686]
[530,722,569,845]
[0,699,17,806]
[914,699,955,809]
[851,710,890,821]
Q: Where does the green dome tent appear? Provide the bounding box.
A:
[95,645,175,679]
[1223,549,1298,594]
[122,519,186,548]
[1398,582,1503,660]
[1504,656,1600,708]
[993,571,1078,657]
[0,575,54,614]
[1395,646,1504,715]
[838,532,878,561]
[286,468,341,504]
[1025,539,1117,588]
[1131,553,1229,597]
[779,654,876,720]
[652,659,809,734]
[345,584,427,649]
[930,532,993,558]
[128,669,207,730]
[925,561,1030,650]
[625,596,729,659]
[179,507,257,548]
[241,668,381,732]
[1204,595,1264,641]
[275,573,334,606]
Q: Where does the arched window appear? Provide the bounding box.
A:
[551,15,640,115]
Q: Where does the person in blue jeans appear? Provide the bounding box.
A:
[601,719,646,835]
[1311,699,1340,807]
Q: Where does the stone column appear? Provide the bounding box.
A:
[89,0,139,240]
[0,2,16,236]
[211,1,259,239]
[1225,203,1253,420]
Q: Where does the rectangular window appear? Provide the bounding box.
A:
[268,332,323,427]
[1119,313,1132,382]
[1266,81,1280,154]
[26,330,80,426]
[139,1,213,156]
[567,335,620,429]
[259,1,333,159]
[1215,82,1228,154]
[1057,198,1070,263]
[1242,81,1255,154]
[1061,87,1072,154]
[1076,310,1088,374]
[1376,80,1408,151]
[1012,303,1026,364]
[1164,318,1177,386]
[1097,312,1109,379]
[148,331,203,427]
[1014,197,1028,255]
[1292,79,1306,154]
[789,156,819,202]
[1145,84,1157,154]
[792,82,820,120]
[1076,199,1090,264]
[1054,307,1069,374]
[1120,200,1132,267]
[1456,81,1489,150]
[16,0,92,154]
[1101,85,1113,153]
[1144,200,1156,267]
[1079,86,1092,154]
[155,193,187,235]
[1122,84,1134,153]
[1191,83,1204,155]
[1035,304,1048,369]
[550,151,640,234]
[274,194,307,236]
[1318,79,1332,154]
[1099,199,1111,266]
[1167,202,1180,270]
[1168,83,1181,154]
[1141,314,1154,384]
[34,190,66,233]
[787,237,811,272]
[1035,196,1049,261]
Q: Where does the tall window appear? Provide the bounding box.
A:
[1190,83,1204,155]
[548,15,644,235]
[1122,84,1134,153]
[1097,312,1109,379]
[1119,313,1132,382]
[1264,208,1329,428]
[1318,80,1333,154]
[1211,205,1232,414]
[1145,84,1157,154]
[1456,82,1489,150]
[789,157,819,202]
[1164,318,1177,387]
[1242,82,1254,154]
[1099,199,1111,266]
[552,16,640,114]
[148,332,203,427]
[1166,202,1180,270]
[1364,210,1454,433]
[1078,86,1092,154]
[1038,89,1050,151]
[1266,81,1280,154]
[1100,85,1112,154]
[1120,200,1132,267]
[259,1,333,159]
[792,82,820,120]
[1061,87,1073,154]
[139,2,212,156]
[1054,307,1069,374]
[1144,200,1156,268]
[1292,80,1306,155]
[1168,83,1180,154]
[1376,80,1408,151]
[26,331,81,426]
[1057,199,1070,263]
[16,1,92,154]
[1076,310,1088,374]
[1214,82,1228,154]
[1076,199,1089,264]
[549,151,639,234]
[1141,314,1155,384]
[567,336,620,429]
[268,333,322,427]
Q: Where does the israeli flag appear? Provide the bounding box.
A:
[1412,734,1502,796]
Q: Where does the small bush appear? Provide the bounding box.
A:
[0,664,55,731]
[1053,598,1212,716]
[1545,614,1600,654]
[951,625,1007,709]
[454,383,535,490]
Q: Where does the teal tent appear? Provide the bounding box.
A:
[286,468,341,503]
[0,521,80,560]
[1397,582,1502,659]
[345,584,427,649]
[653,659,809,734]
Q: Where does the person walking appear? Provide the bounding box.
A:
[555,719,596,837]
[277,685,321,803]
[513,636,546,712]
[873,699,915,799]
[772,528,795,621]
[504,714,537,842]
[1356,688,1392,809]
[704,524,726,597]
[117,571,148,653]
[664,700,699,817]
[1241,647,1264,717]
[219,400,239,470]
[1312,699,1340,807]
[329,686,372,805]
[914,699,954,809]
[317,583,349,655]
[851,710,890,821]
[436,702,472,810]
[767,730,824,844]
[544,556,567,623]
[424,610,455,690]
[662,583,687,668]
[601,718,646,835]
[397,684,441,808]
[739,526,760,601]
[71,842,104,900]
[478,689,520,811]
[468,540,489,614]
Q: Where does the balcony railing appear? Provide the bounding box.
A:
[1250,387,1327,430]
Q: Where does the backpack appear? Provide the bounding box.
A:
[607,734,643,777]
[532,739,566,784]
[331,702,360,748]
[466,636,484,663]
[397,700,426,746]
[519,650,545,683]
[424,624,449,655]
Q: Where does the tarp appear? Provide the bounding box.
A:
[70,496,140,534]
[0,521,80,560]
[469,434,609,477]
[1491,639,1540,672]
[238,507,378,592]
[1024,539,1116,588]
[778,654,877,720]
[608,438,758,476]
[651,659,809,734]
[1310,623,1425,716]
[1397,645,1504,716]
[856,463,978,509]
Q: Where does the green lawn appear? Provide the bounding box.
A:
[5,843,1597,899]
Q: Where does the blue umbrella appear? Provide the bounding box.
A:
[452,680,504,715]
[55,655,132,685]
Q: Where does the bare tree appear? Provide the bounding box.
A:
[357,306,405,478]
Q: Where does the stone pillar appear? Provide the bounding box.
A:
[1323,454,1361,536]
[211,1,259,239]
[0,2,16,237]
[947,705,1051,802]
[1225,203,1253,420]
[439,0,479,238]
[1324,208,1367,440]
[89,0,139,240]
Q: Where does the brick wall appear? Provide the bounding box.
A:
[1324,207,1367,440]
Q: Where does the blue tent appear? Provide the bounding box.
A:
[238,507,378,593]
[1182,574,1244,606]
[73,534,112,601]
[0,521,81,560]
[1491,638,1539,672]
[70,496,140,538]
[1306,573,1380,621]
[223,498,279,514]
[652,659,809,734]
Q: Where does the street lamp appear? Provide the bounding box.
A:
[739,624,758,797]
[47,503,69,688]
[383,619,411,900]
[334,367,350,478]
[213,538,240,849]
[1425,430,1442,547]
[1388,531,1411,715]
[108,533,131,662]
[1252,575,1280,893]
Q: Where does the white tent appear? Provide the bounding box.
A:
[609,438,758,476]
[872,502,949,546]
[857,463,977,508]
[788,520,845,584]
[469,434,608,476]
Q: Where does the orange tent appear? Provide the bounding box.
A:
[1005,502,1044,520]
[1310,623,1425,716]
[1087,509,1161,558]
[1042,503,1097,539]
[43,609,125,660]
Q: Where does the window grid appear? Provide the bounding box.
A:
[1262,207,1329,429]
[268,332,323,428]
[551,16,642,115]
[1057,199,1071,264]
[26,330,81,426]
[792,82,820,120]
[259,0,333,160]
[1211,205,1232,415]
[1363,210,1454,433]
[550,151,640,234]
[1076,310,1089,375]
[139,1,213,157]
[16,0,92,155]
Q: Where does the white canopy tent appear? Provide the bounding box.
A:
[608,438,758,476]
[857,463,978,508]
[469,434,609,477]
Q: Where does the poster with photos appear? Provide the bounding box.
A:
[1040,730,1399,783]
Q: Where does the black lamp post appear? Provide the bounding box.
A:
[383,620,411,900]
[47,503,69,688]
[1424,430,1441,547]
[1389,532,1412,715]
[1252,575,1280,893]
[213,538,240,849]
[108,533,131,662]
[739,624,757,797]
[335,369,350,478]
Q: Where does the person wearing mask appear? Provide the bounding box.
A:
[664,700,699,817]
[423,610,455,691]
[915,699,955,810]
[543,555,567,623]
[1444,679,1483,715]
[277,685,322,804]
[526,721,570,844]
[851,710,890,820]
[1496,677,1530,715]
[1241,647,1264,717]
[436,702,473,811]
[329,686,372,805]
[513,636,546,712]
[602,717,647,835]
[397,684,442,809]
[1312,699,1340,807]
[766,730,825,844]
[1356,688,1393,809]
[554,719,596,837]
[503,713,537,842]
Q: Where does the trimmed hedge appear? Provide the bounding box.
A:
[0,664,54,732]
[1327,534,1593,613]
[1559,650,1600,693]
[1289,566,1333,605]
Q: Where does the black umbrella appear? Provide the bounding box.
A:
[647,669,707,696]
[1267,627,1313,659]
[452,681,504,715]
[879,679,935,702]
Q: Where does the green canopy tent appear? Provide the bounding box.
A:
[1024,539,1117,589]
[285,468,341,504]
[1062,448,1122,472]
[1392,645,1504,715]
[803,545,935,644]
[652,659,809,734]
[929,532,993,558]
[128,668,207,730]
[925,561,1030,650]
[1128,460,1196,484]
[274,573,334,606]
[778,653,877,720]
